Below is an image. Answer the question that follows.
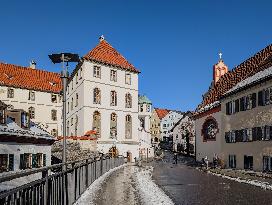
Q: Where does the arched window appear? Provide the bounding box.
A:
[93,111,101,138]
[140,118,145,129]
[125,93,132,108]
[110,91,117,106]
[93,88,101,104]
[125,115,132,139]
[110,113,117,139]
[28,107,35,119]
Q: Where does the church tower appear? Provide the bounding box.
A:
[213,52,228,83]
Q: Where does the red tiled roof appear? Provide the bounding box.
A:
[83,39,140,73]
[0,63,62,93]
[199,44,272,108]
[155,108,170,120]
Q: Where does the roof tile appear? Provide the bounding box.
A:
[83,39,140,73]
[0,63,62,93]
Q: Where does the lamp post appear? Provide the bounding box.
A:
[49,53,79,170]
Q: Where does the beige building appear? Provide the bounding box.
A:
[221,65,272,171]
[150,109,161,144]
[0,62,62,137]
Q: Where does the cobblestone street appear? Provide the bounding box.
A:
[151,152,272,205]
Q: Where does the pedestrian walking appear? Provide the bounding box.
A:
[173,152,178,164]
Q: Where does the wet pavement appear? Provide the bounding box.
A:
[92,165,141,205]
[151,151,272,205]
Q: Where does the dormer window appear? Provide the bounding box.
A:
[49,81,57,86]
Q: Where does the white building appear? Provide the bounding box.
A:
[138,95,154,159]
[0,101,55,191]
[160,110,184,142]
[66,36,140,161]
[172,112,195,154]
[0,62,62,137]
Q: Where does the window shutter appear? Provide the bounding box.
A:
[226,103,229,115]
[8,154,14,171]
[240,97,245,111]
[252,127,257,141]
[235,99,240,113]
[252,93,257,108]
[43,154,46,167]
[258,91,264,106]
[19,154,24,170]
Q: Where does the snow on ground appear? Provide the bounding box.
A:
[207,170,272,191]
[133,166,175,205]
[74,164,127,205]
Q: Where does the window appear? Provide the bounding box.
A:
[140,118,145,129]
[51,94,57,103]
[20,153,32,170]
[51,129,58,137]
[7,88,14,98]
[28,91,35,101]
[263,156,272,172]
[92,111,101,138]
[76,93,79,107]
[146,105,151,112]
[28,107,35,119]
[71,118,73,126]
[110,91,117,106]
[93,88,101,104]
[229,155,236,168]
[0,154,14,173]
[125,73,131,85]
[76,72,78,84]
[36,153,43,168]
[244,155,253,170]
[80,67,82,79]
[71,80,73,90]
[125,93,132,108]
[110,70,117,82]
[110,113,117,139]
[51,110,57,121]
[75,115,78,136]
[71,98,73,110]
[125,115,132,139]
[21,112,30,128]
[0,108,6,124]
[140,105,143,112]
[93,66,101,78]
[0,154,8,173]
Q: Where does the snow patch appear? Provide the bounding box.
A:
[207,170,272,190]
[133,166,175,205]
[74,164,127,205]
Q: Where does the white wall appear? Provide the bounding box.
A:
[161,111,183,140]
[66,60,140,161]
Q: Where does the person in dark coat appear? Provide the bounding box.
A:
[173,152,178,164]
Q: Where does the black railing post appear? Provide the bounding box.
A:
[85,159,89,188]
[42,169,49,205]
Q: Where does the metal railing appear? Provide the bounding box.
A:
[0,156,124,205]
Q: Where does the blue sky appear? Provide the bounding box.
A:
[0,0,271,111]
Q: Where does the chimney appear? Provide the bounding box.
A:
[99,35,105,42]
[30,60,36,69]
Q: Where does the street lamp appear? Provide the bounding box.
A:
[49,53,79,170]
